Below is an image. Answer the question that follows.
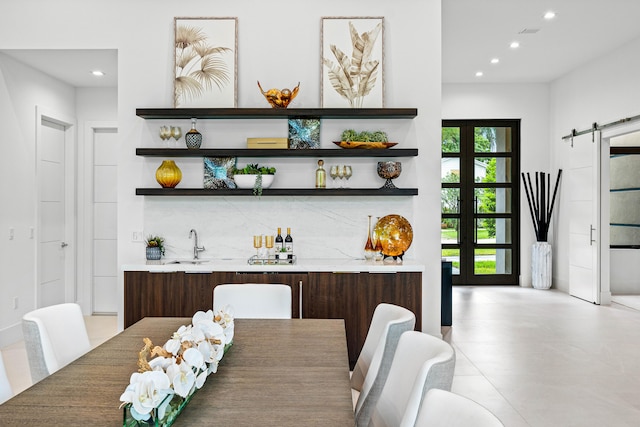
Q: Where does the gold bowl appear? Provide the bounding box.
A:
[257,81,300,108]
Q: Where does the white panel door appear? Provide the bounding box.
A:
[92,128,118,313]
[38,119,68,307]
[569,131,601,303]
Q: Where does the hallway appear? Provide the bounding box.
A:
[448,286,640,426]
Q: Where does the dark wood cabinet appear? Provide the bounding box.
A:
[124,271,306,327]
[303,272,422,368]
[124,269,421,368]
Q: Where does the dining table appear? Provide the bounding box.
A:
[0,317,355,426]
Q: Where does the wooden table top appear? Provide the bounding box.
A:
[0,318,355,426]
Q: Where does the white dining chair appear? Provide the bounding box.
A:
[213,283,292,319]
[352,303,415,423]
[366,331,456,427]
[0,351,12,404]
[414,388,504,427]
[22,303,91,384]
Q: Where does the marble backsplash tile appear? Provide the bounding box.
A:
[144,197,414,260]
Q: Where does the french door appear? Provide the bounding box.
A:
[441,120,520,285]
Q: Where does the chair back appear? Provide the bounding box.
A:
[213,284,292,319]
[351,303,415,391]
[22,303,91,383]
[414,389,504,427]
[353,304,415,425]
[0,351,12,404]
[368,331,455,427]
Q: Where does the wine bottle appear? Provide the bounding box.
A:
[315,159,326,188]
[275,227,284,252]
[285,227,293,254]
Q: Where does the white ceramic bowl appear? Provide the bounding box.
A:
[233,174,274,189]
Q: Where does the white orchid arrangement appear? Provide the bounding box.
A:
[120,308,234,425]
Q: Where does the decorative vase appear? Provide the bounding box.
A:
[146,246,161,260]
[364,215,375,260]
[155,160,182,188]
[531,241,552,289]
[185,118,202,149]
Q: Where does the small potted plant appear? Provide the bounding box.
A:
[145,235,165,260]
[232,163,277,196]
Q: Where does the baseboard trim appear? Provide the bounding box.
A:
[0,322,23,348]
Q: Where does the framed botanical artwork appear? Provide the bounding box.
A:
[288,117,321,149]
[321,17,384,108]
[174,17,238,108]
[203,157,236,189]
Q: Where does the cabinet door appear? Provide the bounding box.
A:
[182,272,216,314]
[124,271,184,328]
[305,272,422,368]
[211,272,306,318]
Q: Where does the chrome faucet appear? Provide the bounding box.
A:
[189,229,205,259]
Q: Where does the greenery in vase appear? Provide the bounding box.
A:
[340,129,388,142]
[232,163,276,196]
[145,235,165,256]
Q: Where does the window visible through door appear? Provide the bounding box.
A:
[441,120,521,285]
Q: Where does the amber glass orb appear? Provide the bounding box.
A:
[155,160,182,188]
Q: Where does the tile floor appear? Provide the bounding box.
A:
[2,288,640,426]
[446,286,640,427]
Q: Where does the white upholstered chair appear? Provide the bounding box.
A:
[22,303,91,384]
[213,284,292,319]
[414,389,504,427]
[367,331,456,427]
[0,351,12,404]
[353,303,416,425]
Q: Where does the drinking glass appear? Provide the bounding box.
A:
[253,235,263,258]
[337,165,346,188]
[330,165,339,188]
[265,235,274,260]
[344,165,352,188]
[159,126,171,141]
[171,126,182,141]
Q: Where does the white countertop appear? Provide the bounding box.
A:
[122,257,425,273]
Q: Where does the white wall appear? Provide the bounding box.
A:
[0,52,76,345]
[442,83,551,287]
[550,35,640,294]
[0,0,443,336]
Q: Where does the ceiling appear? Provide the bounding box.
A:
[3,2,640,88]
[0,49,117,88]
[442,0,640,83]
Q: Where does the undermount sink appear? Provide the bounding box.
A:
[162,259,212,265]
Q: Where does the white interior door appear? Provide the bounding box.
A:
[92,127,118,313]
[38,112,75,307]
[569,131,601,303]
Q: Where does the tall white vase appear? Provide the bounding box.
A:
[531,242,552,289]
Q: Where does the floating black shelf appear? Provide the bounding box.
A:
[136,148,418,158]
[135,188,418,197]
[135,107,418,120]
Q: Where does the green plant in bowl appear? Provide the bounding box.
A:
[232,163,276,196]
[340,129,389,142]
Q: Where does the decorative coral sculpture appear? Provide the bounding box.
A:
[257,81,300,108]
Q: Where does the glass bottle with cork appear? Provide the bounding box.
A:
[316,160,326,188]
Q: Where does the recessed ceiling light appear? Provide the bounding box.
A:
[510,41,520,49]
[491,58,500,64]
[544,11,556,20]
[91,70,105,77]
[475,71,484,77]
